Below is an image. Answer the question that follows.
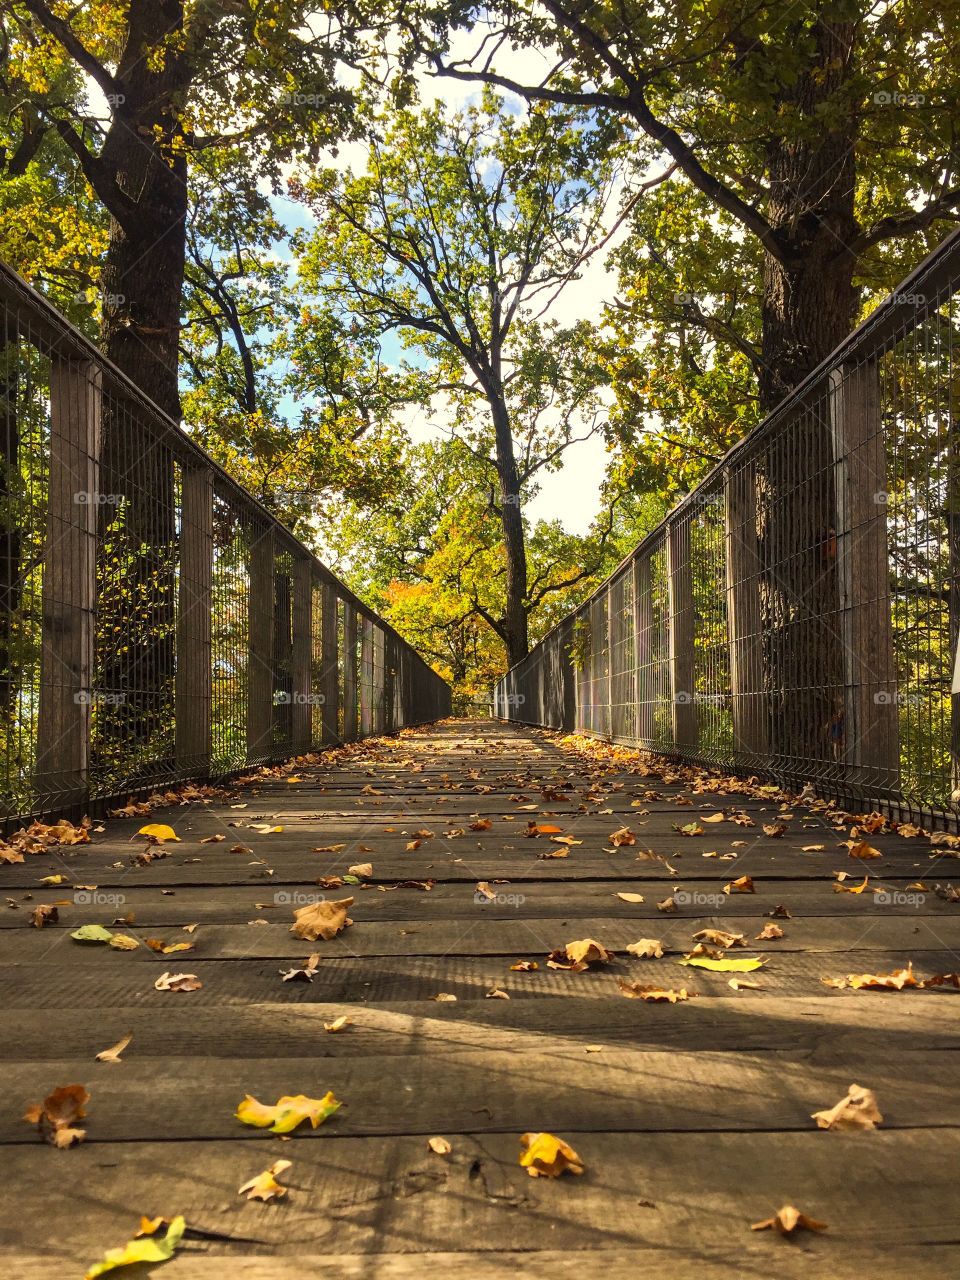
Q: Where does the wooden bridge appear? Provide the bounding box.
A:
[2,719,958,1277]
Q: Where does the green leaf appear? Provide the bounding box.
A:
[678,956,767,972]
[85,1215,185,1277]
[70,924,115,944]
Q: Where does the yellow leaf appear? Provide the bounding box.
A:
[238,1159,292,1201]
[751,1204,827,1235]
[95,1034,132,1064]
[723,875,755,894]
[136,824,179,843]
[428,1136,451,1155]
[108,934,139,951]
[323,1015,352,1033]
[235,1092,341,1134]
[519,1131,584,1177]
[846,840,882,860]
[615,892,645,903]
[679,955,766,972]
[85,1215,185,1277]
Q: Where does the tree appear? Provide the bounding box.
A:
[295,93,621,665]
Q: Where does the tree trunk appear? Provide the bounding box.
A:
[489,393,529,667]
[93,0,190,778]
[757,15,860,767]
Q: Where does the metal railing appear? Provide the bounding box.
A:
[494,228,960,827]
[0,260,450,822]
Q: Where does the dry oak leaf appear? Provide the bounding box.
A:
[822,964,918,991]
[846,840,883,860]
[236,1091,341,1134]
[812,1083,883,1132]
[616,892,645,904]
[756,923,785,940]
[510,959,539,971]
[617,979,694,1003]
[136,824,180,844]
[154,972,202,992]
[469,818,492,832]
[519,1131,584,1178]
[239,1159,292,1201]
[95,1034,132,1064]
[751,1204,828,1236]
[609,827,637,847]
[84,1215,185,1279]
[723,875,755,894]
[289,897,354,941]
[547,938,615,971]
[627,938,664,958]
[428,1136,452,1156]
[537,846,569,860]
[24,1083,90,1148]
[30,904,58,928]
[763,822,787,838]
[347,863,373,877]
[657,896,678,913]
[693,928,745,948]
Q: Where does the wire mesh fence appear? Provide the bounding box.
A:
[493,228,960,827]
[0,260,450,823]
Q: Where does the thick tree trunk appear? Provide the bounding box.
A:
[93,0,190,777]
[489,393,529,667]
[757,16,860,768]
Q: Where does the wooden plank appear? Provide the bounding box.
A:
[176,465,214,775]
[36,358,101,810]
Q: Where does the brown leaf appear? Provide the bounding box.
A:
[657,895,678,913]
[547,938,615,971]
[626,938,664,958]
[751,1204,828,1235]
[510,959,539,971]
[289,897,354,941]
[23,1083,89,1147]
[485,987,510,999]
[616,891,645,903]
[812,1083,883,1131]
[347,862,373,877]
[95,1033,132,1064]
[609,827,636,847]
[30,904,58,928]
[692,928,745,948]
[617,979,694,1003]
[280,954,321,982]
[822,963,917,991]
[755,923,784,940]
[723,875,755,894]
[846,840,883,860]
[154,971,203,992]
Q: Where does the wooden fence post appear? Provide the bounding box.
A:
[372,625,386,735]
[359,615,373,737]
[829,362,899,783]
[291,555,313,753]
[36,358,100,810]
[667,517,697,748]
[176,465,213,776]
[320,583,339,744]
[633,554,654,743]
[247,525,275,762]
[341,602,358,742]
[724,462,768,758]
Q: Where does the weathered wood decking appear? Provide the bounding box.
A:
[2,719,960,1277]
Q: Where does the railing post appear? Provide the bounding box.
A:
[667,517,697,748]
[176,465,213,776]
[290,555,313,754]
[36,358,100,811]
[383,631,396,733]
[724,462,768,759]
[633,554,653,743]
[829,362,899,783]
[341,602,358,741]
[320,583,339,744]
[359,615,373,736]
[247,525,275,762]
[372,624,386,734]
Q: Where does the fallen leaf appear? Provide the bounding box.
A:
[30,904,58,928]
[280,954,321,982]
[723,875,755,894]
[475,881,496,901]
[767,904,792,918]
[680,955,766,973]
[802,844,825,852]
[38,874,65,885]
[609,827,637,846]
[510,959,539,971]
[136,824,180,843]
[657,896,678,913]
[323,1015,352,1032]
[822,963,917,990]
[146,939,193,955]
[95,1034,132,1064]
[547,938,615,971]
[432,992,458,1002]
[289,897,353,941]
[24,1083,90,1147]
[486,987,510,999]
[728,978,763,990]
[833,874,870,894]
[199,834,226,844]
[108,934,139,951]
[347,862,373,877]
[751,1204,827,1235]
[250,823,284,834]
[626,938,664,958]
[617,979,694,1002]
[616,892,645,904]
[519,1131,584,1177]
[428,1136,452,1155]
[692,928,745,948]
[313,844,345,853]
[763,822,787,837]
[846,840,882,860]
[235,1092,341,1133]
[239,1158,292,1201]
[154,972,202,992]
[703,813,726,823]
[755,923,784,940]
[812,1083,883,1131]
[84,1215,185,1278]
[673,822,704,837]
[71,924,114,944]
